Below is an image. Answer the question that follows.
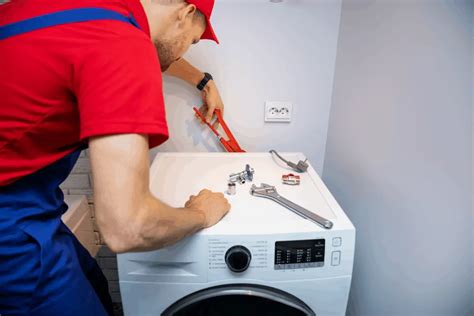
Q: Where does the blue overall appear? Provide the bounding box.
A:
[0,8,141,316]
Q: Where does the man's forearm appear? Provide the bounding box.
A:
[165,58,205,88]
[130,193,206,252]
[101,192,206,253]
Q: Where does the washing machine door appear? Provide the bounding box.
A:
[161,284,315,316]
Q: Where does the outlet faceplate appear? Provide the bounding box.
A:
[265,101,292,123]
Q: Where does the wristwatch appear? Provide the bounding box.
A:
[197,72,213,91]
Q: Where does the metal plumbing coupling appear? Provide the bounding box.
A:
[229,164,255,185]
[227,182,237,195]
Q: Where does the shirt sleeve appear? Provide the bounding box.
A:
[74,36,169,148]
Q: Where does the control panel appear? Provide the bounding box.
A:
[274,239,325,270]
[208,239,269,271]
[208,237,344,274]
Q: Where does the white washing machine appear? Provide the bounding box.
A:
[118,153,355,316]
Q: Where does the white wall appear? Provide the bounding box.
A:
[471,5,473,312]
[323,0,473,315]
[153,0,342,174]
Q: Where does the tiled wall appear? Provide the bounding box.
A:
[61,150,93,200]
[96,247,122,304]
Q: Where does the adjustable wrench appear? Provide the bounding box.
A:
[250,183,333,229]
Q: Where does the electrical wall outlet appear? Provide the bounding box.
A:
[264,101,292,122]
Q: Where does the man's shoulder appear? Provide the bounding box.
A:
[0,0,126,22]
[0,0,148,43]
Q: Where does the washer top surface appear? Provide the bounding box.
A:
[149,152,352,235]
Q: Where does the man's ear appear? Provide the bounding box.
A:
[177,4,197,23]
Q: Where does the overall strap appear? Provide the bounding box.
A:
[0,7,141,40]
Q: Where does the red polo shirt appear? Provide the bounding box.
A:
[0,0,169,186]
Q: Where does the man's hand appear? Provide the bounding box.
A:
[197,80,224,128]
[185,189,230,228]
[165,58,225,128]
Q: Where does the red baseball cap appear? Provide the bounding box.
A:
[186,0,219,44]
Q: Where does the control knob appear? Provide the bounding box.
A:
[225,245,252,273]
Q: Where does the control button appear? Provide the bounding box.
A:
[332,237,342,247]
[225,245,252,273]
[331,251,341,266]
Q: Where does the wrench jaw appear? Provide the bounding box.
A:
[250,183,278,198]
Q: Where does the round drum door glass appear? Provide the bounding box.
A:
[162,284,315,316]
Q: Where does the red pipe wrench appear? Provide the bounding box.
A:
[193,107,245,153]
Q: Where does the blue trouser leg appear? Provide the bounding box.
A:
[30,222,113,316]
[0,147,115,315]
[69,224,115,316]
[0,220,113,315]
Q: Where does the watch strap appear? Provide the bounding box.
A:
[197,72,213,91]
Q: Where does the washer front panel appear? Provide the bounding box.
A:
[206,230,354,283]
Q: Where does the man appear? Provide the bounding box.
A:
[0,0,231,315]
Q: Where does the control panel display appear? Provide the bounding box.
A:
[274,239,325,270]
